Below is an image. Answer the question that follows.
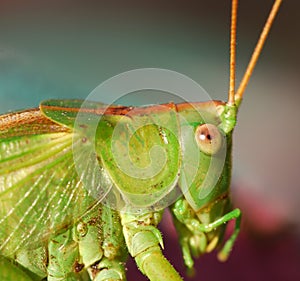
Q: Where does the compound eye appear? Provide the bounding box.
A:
[195,124,223,155]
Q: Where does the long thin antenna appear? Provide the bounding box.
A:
[228,0,238,106]
[235,0,283,105]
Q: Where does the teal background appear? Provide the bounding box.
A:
[0,1,299,280]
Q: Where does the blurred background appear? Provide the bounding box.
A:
[0,0,299,280]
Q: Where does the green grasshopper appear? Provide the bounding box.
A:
[0,1,282,280]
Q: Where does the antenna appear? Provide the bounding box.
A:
[228,0,238,106]
[228,0,283,106]
[235,0,283,105]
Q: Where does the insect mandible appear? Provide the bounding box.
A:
[0,0,282,280]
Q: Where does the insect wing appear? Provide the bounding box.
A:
[0,109,106,256]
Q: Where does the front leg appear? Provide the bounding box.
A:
[76,204,127,281]
[171,198,241,266]
[121,211,183,281]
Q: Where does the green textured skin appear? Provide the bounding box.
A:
[96,109,180,208]
[0,99,240,280]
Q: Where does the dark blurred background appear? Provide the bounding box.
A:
[0,1,299,280]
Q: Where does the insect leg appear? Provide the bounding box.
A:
[217,209,241,262]
[171,199,208,270]
[171,198,241,265]
[47,228,83,281]
[90,257,126,281]
[121,212,183,281]
[76,204,127,281]
[171,214,208,275]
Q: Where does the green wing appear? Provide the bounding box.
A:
[0,108,110,256]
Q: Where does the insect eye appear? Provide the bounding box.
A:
[195,124,223,155]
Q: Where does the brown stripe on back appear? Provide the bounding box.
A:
[0,108,69,137]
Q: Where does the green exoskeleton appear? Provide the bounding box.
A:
[0,1,282,280]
